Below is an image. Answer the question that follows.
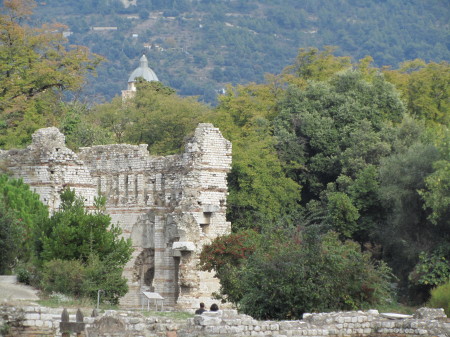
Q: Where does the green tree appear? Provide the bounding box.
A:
[93,81,212,155]
[275,70,404,203]
[384,60,450,125]
[377,141,443,300]
[212,83,301,229]
[0,199,22,274]
[282,46,352,86]
[0,0,102,148]
[0,175,48,271]
[37,189,132,303]
[204,228,393,320]
[38,188,132,266]
[60,101,112,150]
[199,230,257,304]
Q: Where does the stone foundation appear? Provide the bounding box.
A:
[1,305,448,337]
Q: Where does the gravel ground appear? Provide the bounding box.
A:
[0,275,39,304]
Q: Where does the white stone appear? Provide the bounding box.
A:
[134,323,145,331]
[380,312,413,319]
[172,241,196,251]
[25,313,40,320]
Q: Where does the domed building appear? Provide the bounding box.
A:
[122,54,159,100]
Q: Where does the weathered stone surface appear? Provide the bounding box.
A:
[413,307,447,320]
[0,124,232,309]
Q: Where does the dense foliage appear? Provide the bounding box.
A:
[200,49,450,316]
[92,81,213,153]
[0,175,132,303]
[0,0,102,148]
[428,280,450,316]
[36,189,133,304]
[0,175,48,273]
[1,0,449,318]
[200,228,394,320]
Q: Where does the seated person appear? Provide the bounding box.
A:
[195,302,206,314]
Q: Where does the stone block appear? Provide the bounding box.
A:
[270,323,279,331]
[25,313,40,320]
[40,314,53,320]
[198,316,222,326]
[414,307,447,320]
[134,323,145,331]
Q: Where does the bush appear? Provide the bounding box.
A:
[238,230,394,320]
[15,263,40,286]
[82,254,128,305]
[428,280,450,316]
[39,255,128,305]
[16,267,31,285]
[41,259,86,297]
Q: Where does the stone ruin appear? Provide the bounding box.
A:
[1,305,449,337]
[0,124,232,309]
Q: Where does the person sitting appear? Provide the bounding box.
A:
[210,303,219,312]
[195,302,206,314]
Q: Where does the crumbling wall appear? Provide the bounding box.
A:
[1,305,448,337]
[0,127,97,211]
[0,124,232,308]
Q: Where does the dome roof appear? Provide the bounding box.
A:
[128,55,159,83]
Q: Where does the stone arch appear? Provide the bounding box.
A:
[132,248,155,291]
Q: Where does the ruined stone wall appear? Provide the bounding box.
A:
[0,127,97,210]
[1,305,448,337]
[0,124,232,309]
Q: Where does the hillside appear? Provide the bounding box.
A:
[30,0,450,103]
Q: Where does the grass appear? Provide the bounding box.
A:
[37,295,119,311]
[372,302,418,315]
[36,294,193,320]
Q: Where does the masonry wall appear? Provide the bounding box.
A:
[1,305,448,337]
[0,124,232,309]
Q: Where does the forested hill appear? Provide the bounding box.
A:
[30,0,449,103]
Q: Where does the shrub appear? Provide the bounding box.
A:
[238,230,394,319]
[82,254,128,305]
[428,280,450,316]
[15,263,40,286]
[41,259,86,297]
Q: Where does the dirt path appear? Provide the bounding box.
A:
[0,275,39,304]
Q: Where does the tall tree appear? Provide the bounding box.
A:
[0,175,48,272]
[383,60,450,126]
[93,81,212,155]
[0,0,102,148]
[213,83,301,230]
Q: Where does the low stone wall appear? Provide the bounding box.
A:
[1,305,448,337]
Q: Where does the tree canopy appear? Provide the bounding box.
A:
[0,175,48,273]
[0,0,102,148]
